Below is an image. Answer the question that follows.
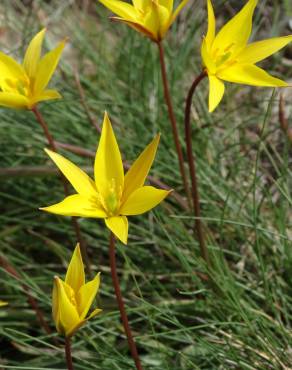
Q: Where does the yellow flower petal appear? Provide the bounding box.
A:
[58,279,81,337]
[143,3,160,40]
[44,149,97,197]
[53,277,80,337]
[94,112,124,200]
[122,133,160,203]
[111,17,156,39]
[0,52,26,85]
[105,216,128,244]
[99,0,137,19]
[40,194,107,218]
[34,40,66,95]
[205,0,215,47]
[32,89,62,104]
[0,92,29,109]
[23,28,46,79]
[237,35,292,64]
[77,273,101,320]
[212,0,258,53]
[120,186,170,215]
[208,75,225,112]
[201,37,216,74]
[159,0,173,13]
[0,300,8,307]
[217,64,288,87]
[65,244,85,295]
[157,4,171,38]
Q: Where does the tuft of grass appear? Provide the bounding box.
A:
[0,1,291,369]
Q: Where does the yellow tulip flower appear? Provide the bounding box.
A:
[0,28,66,109]
[41,112,170,244]
[99,0,189,41]
[52,244,101,337]
[0,300,8,307]
[201,0,292,112]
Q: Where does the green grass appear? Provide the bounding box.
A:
[0,0,291,369]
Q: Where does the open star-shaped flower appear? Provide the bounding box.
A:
[201,0,292,112]
[99,0,189,41]
[52,244,101,337]
[41,112,171,244]
[0,28,65,109]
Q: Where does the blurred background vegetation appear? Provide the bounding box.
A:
[0,0,291,369]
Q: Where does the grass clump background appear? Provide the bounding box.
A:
[0,0,291,369]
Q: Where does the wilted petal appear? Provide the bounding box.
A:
[77,273,101,320]
[34,40,66,94]
[120,186,170,215]
[208,75,225,112]
[237,35,292,64]
[65,244,85,295]
[122,134,160,203]
[218,64,288,87]
[105,216,128,244]
[40,194,107,218]
[23,28,46,79]
[44,149,97,197]
[94,112,124,200]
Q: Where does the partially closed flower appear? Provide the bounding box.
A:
[99,0,189,41]
[52,244,101,337]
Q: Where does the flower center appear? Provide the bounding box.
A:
[98,178,122,216]
[3,77,30,96]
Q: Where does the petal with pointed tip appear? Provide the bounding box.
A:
[44,149,97,197]
[40,194,107,218]
[205,0,215,47]
[33,89,62,104]
[34,40,66,94]
[65,244,85,294]
[122,134,160,203]
[23,29,46,79]
[77,273,101,320]
[99,0,137,19]
[208,75,225,112]
[212,0,258,52]
[105,216,128,244]
[237,35,292,64]
[0,92,29,109]
[120,186,170,215]
[94,112,124,199]
[218,64,288,87]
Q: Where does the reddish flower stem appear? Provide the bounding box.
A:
[109,233,143,370]
[31,106,92,277]
[184,71,210,268]
[65,336,74,370]
[157,41,191,205]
